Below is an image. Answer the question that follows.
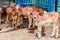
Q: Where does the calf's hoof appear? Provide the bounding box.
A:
[37,38,40,39]
[28,27,35,30]
[50,35,55,38]
[15,28,18,30]
[36,33,38,37]
[28,28,32,30]
[54,36,58,38]
[13,27,18,30]
[41,33,45,36]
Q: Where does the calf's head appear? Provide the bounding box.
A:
[15,4,21,16]
[31,11,40,20]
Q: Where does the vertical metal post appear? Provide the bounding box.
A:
[55,0,58,12]
[13,0,15,3]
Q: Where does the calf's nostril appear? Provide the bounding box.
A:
[16,12,18,14]
[34,17,36,19]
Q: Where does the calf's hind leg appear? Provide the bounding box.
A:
[50,22,59,38]
[50,24,56,37]
[55,22,59,38]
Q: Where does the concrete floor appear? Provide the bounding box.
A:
[0,24,60,40]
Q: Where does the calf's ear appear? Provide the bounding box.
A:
[39,13,43,16]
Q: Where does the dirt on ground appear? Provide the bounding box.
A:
[0,24,60,40]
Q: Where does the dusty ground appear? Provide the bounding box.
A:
[0,24,60,40]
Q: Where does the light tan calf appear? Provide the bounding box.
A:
[32,11,59,39]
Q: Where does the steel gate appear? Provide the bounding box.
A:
[15,0,54,12]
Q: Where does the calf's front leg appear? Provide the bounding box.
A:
[28,16,32,29]
[36,25,42,39]
[12,16,15,29]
